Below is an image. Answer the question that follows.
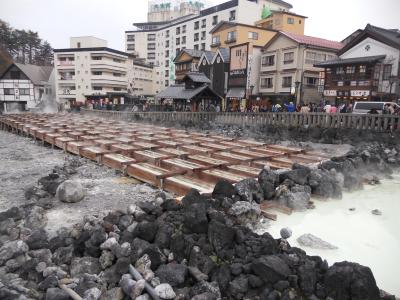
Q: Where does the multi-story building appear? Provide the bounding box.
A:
[125,0,293,94]
[174,49,214,82]
[148,0,205,22]
[0,62,54,112]
[255,11,306,35]
[127,59,156,98]
[54,37,132,106]
[259,31,342,104]
[315,24,400,103]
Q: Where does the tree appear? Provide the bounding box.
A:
[0,18,53,66]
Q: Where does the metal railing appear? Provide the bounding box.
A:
[80,109,400,132]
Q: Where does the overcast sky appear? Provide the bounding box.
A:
[1,0,399,51]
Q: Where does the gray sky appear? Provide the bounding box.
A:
[1,0,399,51]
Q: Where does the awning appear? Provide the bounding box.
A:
[226,88,245,99]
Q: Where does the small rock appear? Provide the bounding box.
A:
[280,227,292,239]
[83,287,102,300]
[372,209,382,216]
[155,283,176,299]
[349,208,356,211]
[297,234,338,250]
[56,180,85,203]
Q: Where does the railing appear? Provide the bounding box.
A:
[80,109,400,132]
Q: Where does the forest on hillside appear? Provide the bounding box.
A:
[0,19,53,66]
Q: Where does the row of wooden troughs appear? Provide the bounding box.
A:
[0,113,330,196]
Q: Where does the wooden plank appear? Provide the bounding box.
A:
[54,137,75,150]
[133,150,170,165]
[110,144,138,157]
[226,165,262,177]
[200,143,232,151]
[211,151,255,164]
[102,154,136,171]
[66,141,94,155]
[180,144,216,155]
[80,146,115,163]
[126,163,185,187]
[163,175,214,196]
[161,158,209,174]
[187,155,229,167]
[94,139,119,150]
[157,148,189,158]
[199,169,247,184]
[266,145,304,154]
[252,160,291,170]
[260,201,293,215]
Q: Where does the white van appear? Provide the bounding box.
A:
[352,102,399,114]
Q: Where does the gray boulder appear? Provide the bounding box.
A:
[251,255,291,284]
[228,201,261,225]
[258,168,279,200]
[155,283,176,299]
[234,178,264,203]
[0,240,29,266]
[280,228,292,239]
[56,180,85,203]
[45,287,70,300]
[276,184,311,211]
[297,234,338,250]
[156,263,188,287]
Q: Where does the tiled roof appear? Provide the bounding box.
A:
[314,55,386,67]
[15,63,53,85]
[219,48,230,62]
[281,31,343,50]
[366,24,400,48]
[184,72,211,84]
[156,84,211,100]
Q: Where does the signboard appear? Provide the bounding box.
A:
[351,90,370,97]
[228,43,249,88]
[324,90,337,97]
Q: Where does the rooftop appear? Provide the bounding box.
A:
[54,47,131,57]
[12,63,53,85]
[314,55,387,67]
[280,31,343,50]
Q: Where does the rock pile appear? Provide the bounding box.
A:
[0,182,396,300]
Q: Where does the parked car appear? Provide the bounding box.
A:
[352,101,399,114]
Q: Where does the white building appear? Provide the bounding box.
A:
[148,0,205,22]
[125,0,293,94]
[127,59,156,97]
[0,62,54,113]
[54,37,133,107]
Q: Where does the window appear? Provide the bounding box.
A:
[166,40,169,47]
[127,35,135,41]
[147,53,156,60]
[165,80,169,86]
[176,27,180,35]
[359,65,366,73]
[212,36,220,46]
[127,44,135,50]
[262,55,275,66]
[248,32,258,40]
[336,67,344,74]
[182,36,186,44]
[304,77,318,87]
[165,70,169,77]
[346,66,355,74]
[176,37,180,45]
[92,56,102,60]
[201,19,206,28]
[166,30,170,38]
[92,71,102,75]
[201,43,205,51]
[383,64,392,80]
[19,88,30,95]
[261,77,273,88]
[201,31,206,40]
[4,88,14,95]
[235,49,242,57]
[299,20,302,24]
[165,60,169,66]
[194,21,199,30]
[282,76,292,88]
[194,33,199,42]
[229,10,236,21]
[176,48,180,56]
[113,58,122,63]
[77,42,81,48]
[287,17,294,24]
[337,81,344,86]
[147,43,156,50]
[194,44,199,50]
[147,34,156,41]
[182,25,186,33]
[165,50,169,58]
[113,73,122,77]
[283,52,294,64]
[212,15,218,25]
[227,31,237,43]
[305,51,327,64]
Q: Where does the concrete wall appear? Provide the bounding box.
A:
[70,36,107,48]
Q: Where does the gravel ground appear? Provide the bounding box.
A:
[0,130,160,236]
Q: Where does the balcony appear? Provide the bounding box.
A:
[211,41,221,48]
[225,38,236,44]
[260,85,273,89]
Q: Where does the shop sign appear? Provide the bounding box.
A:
[324,90,337,97]
[350,90,370,97]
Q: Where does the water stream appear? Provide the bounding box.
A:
[263,172,400,296]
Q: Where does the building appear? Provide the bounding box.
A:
[125,0,293,94]
[127,59,156,98]
[198,48,230,101]
[156,71,222,111]
[255,10,307,35]
[148,0,205,22]
[54,37,133,107]
[259,31,342,105]
[0,62,54,113]
[174,48,213,82]
[315,24,400,103]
